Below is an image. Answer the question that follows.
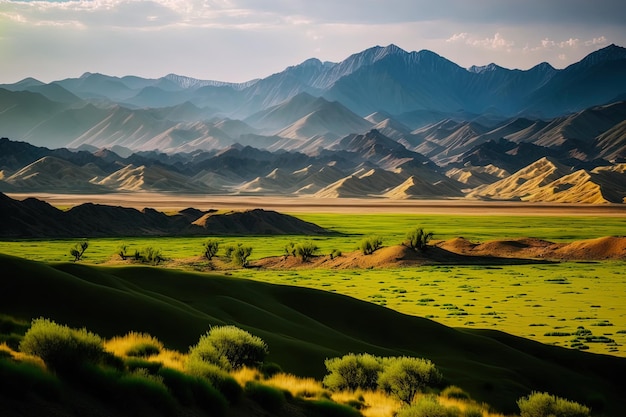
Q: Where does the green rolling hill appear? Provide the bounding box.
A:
[1,253,624,415]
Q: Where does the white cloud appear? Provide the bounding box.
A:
[446,32,513,51]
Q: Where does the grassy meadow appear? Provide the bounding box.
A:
[1,213,625,358]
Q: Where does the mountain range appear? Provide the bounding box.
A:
[1,44,626,203]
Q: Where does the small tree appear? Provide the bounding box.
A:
[378,356,442,404]
[202,239,220,261]
[517,392,590,417]
[70,241,89,261]
[360,236,383,255]
[405,228,434,251]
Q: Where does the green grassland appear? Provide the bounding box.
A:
[1,213,625,359]
[1,253,625,416]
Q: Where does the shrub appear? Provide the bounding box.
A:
[517,391,591,417]
[360,236,383,255]
[158,367,228,414]
[187,340,230,370]
[107,331,164,358]
[295,241,319,261]
[245,381,286,412]
[117,244,129,260]
[260,361,283,378]
[323,353,383,391]
[0,357,61,400]
[194,325,268,370]
[284,242,297,257]
[124,357,163,374]
[463,406,484,417]
[302,399,363,417]
[70,240,89,261]
[405,228,434,251]
[441,385,471,400]
[202,239,220,261]
[329,249,342,259]
[184,356,243,404]
[378,357,442,404]
[19,318,107,373]
[226,244,253,267]
[140,247,163,265]
[396,396,460,417]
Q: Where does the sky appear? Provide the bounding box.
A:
[1,0,625,84]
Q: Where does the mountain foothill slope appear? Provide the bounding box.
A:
[1,44,626,203]
[0,192,332,238]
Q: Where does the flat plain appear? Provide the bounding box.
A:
[2,194,625,358]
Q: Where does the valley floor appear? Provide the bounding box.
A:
[7,192,626,215]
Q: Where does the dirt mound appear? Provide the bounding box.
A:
[437,236,626,261]
[192,208,332,235]
[554,236,626,260]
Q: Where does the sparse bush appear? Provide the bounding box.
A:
[295,241,319,261]
[70,240,89,261]
[226,244,253,267]
[260,361,283,379]
[396,395,460,417]
[140,246,163,265]
[378,356,442,404]
[202,239,220,261]
[195,326,268,370]
[117,244,129,260]
[360,236,383,255]
[405,228,434,251]
[124,357,163,374]
[517,391,591,417]
[329,249,342,259]
[323,353,383,391]
[284,242,297,257]
[19,318,107,373]
[245,381,286,412]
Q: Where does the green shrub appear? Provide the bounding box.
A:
[360,236,383,255]
[140,247,163,265]
[323,353,383,391]
[202,239,220,261]
[517,392,591,417]
[405,228,434,251]
[184,356,243,404]
[158,367,227,414]
[19,318,107,373]
[126,342,162,358]
[245,381,286,412]
[329,249,342,259]
[260,361,283,378]
[302,399,363,417]
[396,396,460,417]
[378,357,442,404]
[0,357,61,400]
[124,357,162,374]
[284,242,297,257]
[191,325,268,370]
[225,244,253,267]
[441,385,471,400]
[463,406,484,417]
[295,241,319,261]
[70,240,89,261]
[117,244,129,260]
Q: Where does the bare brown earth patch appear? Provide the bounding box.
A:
[436,236,626,261]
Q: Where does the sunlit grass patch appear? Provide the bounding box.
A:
[265,372,328,399]
[105,331,165,358]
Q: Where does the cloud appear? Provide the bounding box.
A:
[446,32,514,51]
